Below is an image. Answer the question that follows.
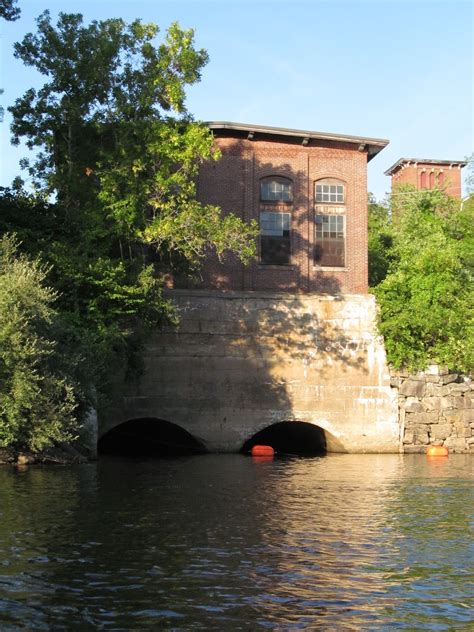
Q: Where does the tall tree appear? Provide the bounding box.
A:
[5,11,257,429]
[9,11,256,267]
[0,0,20,21]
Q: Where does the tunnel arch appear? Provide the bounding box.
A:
[241,421,330,456]
[98,418,207,457]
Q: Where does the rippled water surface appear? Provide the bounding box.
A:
[0,454,473,630]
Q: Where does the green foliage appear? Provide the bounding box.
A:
[374,188,474,372]
[0,235,79,453]
[1,11,257,450]
[9,10,256,267]
[367,194,394,287]
[0,0,20,21]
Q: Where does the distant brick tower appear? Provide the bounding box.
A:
[385,158,466,198]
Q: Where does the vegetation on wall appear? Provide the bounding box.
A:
[369,185,474,373]
[0,11,257,454]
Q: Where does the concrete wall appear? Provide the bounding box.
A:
[101,290,399,453]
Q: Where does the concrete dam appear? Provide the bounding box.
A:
[99,290,399,455]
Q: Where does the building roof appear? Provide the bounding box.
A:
[385,157,467,176]
[206,121,389,162]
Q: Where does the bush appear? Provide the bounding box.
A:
[374,188,474,373]
[0,235,79,453]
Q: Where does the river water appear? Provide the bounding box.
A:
[0,454,473,630]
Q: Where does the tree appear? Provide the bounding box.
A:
[367,193,394,287]
[374,188,473,372]
[0,0,21,121]
[9,12,256,267]
[0,0,20,21]
[5,12,257,428]
[0,235,79,453]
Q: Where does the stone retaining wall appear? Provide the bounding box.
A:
[392,366,474,453]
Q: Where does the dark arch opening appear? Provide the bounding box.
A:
[98,418,207,457]
[241,421,327,456]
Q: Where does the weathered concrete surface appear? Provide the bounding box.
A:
[101,290,399,453]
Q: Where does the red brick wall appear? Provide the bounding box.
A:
[183,135,370,294]
[391,163,463,198]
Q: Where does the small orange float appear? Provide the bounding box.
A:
[251,445,275,457]
[426,446,448,457]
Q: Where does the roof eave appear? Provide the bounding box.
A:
[385,158,467,176]
[206,121,389,162]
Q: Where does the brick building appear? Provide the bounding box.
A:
[190,122,389,295]
[385,158,466,198]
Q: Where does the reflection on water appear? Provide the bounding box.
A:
[0,455,473,630]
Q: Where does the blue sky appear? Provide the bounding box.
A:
[0,0,472,200]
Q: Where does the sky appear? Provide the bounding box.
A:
[0,0,472,200]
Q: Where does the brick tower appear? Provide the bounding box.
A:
[385,158,466,198]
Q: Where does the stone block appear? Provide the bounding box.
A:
[430,423,452,440]
[452,396,467,409]
[405,397,424,413]
[461,409,474,423]
[403,445,426,454]
[442,409,462,422]
[463,395,473,409]
[422,397,442,412]
[403,430,415,444]
[425,375,442,383]
[444,436,467,452]
[390,377,402,388]
[448,383,470,394]
[407,411,439,425]
[440,396,455,410]
[399,380,426,398]
[414,430,429,444]
[425,383,450,397]
[440,373,458,385]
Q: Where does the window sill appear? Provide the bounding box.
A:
[313,266,348,272]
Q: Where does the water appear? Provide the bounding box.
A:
[0,454,473,630]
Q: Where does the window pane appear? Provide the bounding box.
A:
[314,214,345,267]
[261,178,292,202]
[260,212,291,265]
[314,181,345,204]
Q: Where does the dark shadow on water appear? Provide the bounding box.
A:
[98,418,207,457]
[241,421,327,457]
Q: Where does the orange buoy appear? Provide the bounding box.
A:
[251,445,275,457]
[251,455,274,463]
[426,445,448,457]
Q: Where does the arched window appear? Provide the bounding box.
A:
[315,180,344,204]
[314,179,346,267]
[438,171,445,187]
[259,177,293,265]
[420,171,427,188]
[429,171,435,188]
[260,176,293,202]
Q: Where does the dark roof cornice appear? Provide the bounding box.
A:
[385,157,467,176]
[206,121,389,162]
